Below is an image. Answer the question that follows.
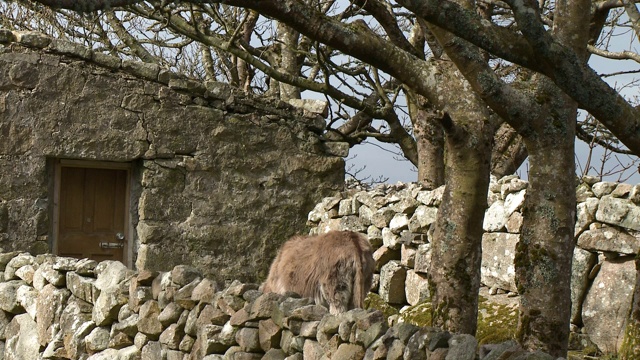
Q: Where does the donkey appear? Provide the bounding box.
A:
[262,230,375,314]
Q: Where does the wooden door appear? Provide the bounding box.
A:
[57,166,128,262]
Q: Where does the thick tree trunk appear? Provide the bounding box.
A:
[515,78,576,358]
[428,111,494,334]
[415,56,496,335]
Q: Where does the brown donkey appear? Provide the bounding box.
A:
[262,230,375,314]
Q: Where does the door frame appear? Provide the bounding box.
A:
[52,159,134,267]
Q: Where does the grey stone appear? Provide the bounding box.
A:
[371,207,397,228]
[592,182,618,197]
[576,183,595,202]
[505,212,523,234]
[570,247,597,325]
[236,327,261,352]
[372,246,400,272]
[5,253,34,281]
[0,280,26,314]
[400,245,416,268]
[575,197,599,235]
[416,186,444,206]
[159,323,185,350]
[66,272,99,304]
[445,334,477,360]
[4,314,40,360]
[483,200,507,232]
[582,258,636,352]
[480,233,519,292]
[86,349,119,360]
[379,261,407,304]
[171,265,202,286]
[138,300,163,338]
[414,243,432,274]
[405,270,430,306]
[577,227,640,255]
[596,195,640,231]
[259,318,282,351]
[408,206,438,233]
[382,227,401,249]
[503,189,526,216]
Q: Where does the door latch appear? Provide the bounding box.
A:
[100,232,125,249]
[100,242,124,249]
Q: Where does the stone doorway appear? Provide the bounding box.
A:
[53,160,132,265]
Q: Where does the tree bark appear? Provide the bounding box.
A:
[515,76,576,358]
[491,122,528,178]
[276,22,301,100]
[426,61,496,335]
[408,96,444,189]
[429,109,493,334]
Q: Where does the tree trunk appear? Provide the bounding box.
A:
[408,97,444,189]
[424,60,497,334]
[428,110,493,334]
[277,22,301,100]
[491,122,528,178]
[515,77,576,358]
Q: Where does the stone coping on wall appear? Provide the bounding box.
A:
[0,29,333,137]
[0,252,560,360]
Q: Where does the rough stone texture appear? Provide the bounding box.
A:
[0,36,344,283]
[570,247,597,325]
[577,227,640,255]
[582,258,636,352]
[480,233,518,293]
[405,270,430,306]
[379,261,407,305]
[596,196,640,231]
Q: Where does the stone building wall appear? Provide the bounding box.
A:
[0,30,345,283]
[307,175,640,354]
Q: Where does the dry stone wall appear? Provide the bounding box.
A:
[0,252,555,360]
[0,30,345,283]
[308,175,640,354]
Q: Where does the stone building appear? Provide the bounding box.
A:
[0,30,345,283]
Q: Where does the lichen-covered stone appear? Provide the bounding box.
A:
[582,258,636,352]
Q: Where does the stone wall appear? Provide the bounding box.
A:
[0,252,553,360]
[307,175,640,354]
[0,30,345,283]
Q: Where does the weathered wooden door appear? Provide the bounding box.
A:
[57,165,128,262]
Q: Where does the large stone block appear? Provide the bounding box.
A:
[570,247,597,325]
[405,270,430,306]
[577,227,640,255]
[596,196,640,231]
[582,257,636,353]
[4,314,40,360]
[480,233,518,292]
[379,261,407,305]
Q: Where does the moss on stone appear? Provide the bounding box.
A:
[476,296,518,345]
[365,293,518,345]
[364,293,400,319]
[618,320,640,359]
[400,302,433,327]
